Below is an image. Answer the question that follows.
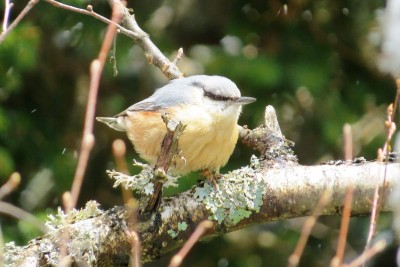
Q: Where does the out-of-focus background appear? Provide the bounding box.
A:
[1,0,398,266]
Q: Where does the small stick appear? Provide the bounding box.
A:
[144,113,186,213]
[171,48,184,66]
[0,172,21,200]
[125,199,141,267]
[331,187,354,267]
[2,0,14,32]
[0,0,38,43]
[0,201,45,232]
[42,0,138,39]
[112,139,134,203]
[343,239,386,267]
[69,0,125,210]
[168,220,214,267]
[288,191,331,267]
[343,123,353,161]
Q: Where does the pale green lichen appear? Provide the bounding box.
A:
[107,160,180,195]
[167,229,178,238]
[177,222,188,231]
[250,154,261,169]
[3,242,23,265]
[4,201,105,266]
[43,201,105,265]
[46,200,103,232]
[168,222,188,238]
[194,156,265,226]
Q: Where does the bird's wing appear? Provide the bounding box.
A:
[114,79,199,117]
[114,100,162,117]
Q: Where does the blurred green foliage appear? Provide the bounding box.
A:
[0,0,397,266]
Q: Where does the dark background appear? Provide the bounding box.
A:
[0,0,397,266]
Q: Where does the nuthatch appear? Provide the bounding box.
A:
[97,75,256,176]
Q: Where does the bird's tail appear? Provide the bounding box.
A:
[96,116,127,132]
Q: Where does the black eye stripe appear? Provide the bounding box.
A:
[190,81,238,102]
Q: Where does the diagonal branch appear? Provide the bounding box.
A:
[0,0,38,44]
[69,0,125,209]
[106,0,183,79]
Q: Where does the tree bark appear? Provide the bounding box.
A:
[4,160,399,266]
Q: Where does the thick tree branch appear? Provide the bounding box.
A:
[4,160,399,265]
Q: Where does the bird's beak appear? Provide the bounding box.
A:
[234,96,257,105]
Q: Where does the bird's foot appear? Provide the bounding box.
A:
[201,169,220,190]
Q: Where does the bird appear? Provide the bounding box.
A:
[97,75,256,211]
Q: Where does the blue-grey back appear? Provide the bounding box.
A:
[117,75,240,115]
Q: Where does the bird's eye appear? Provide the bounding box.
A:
[190,81,238,102]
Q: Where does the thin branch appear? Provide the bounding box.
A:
[143,113,186,213]
[111,35,118,76]
[60,192,73,263]
[365,99,399,251]
[112,139,133,203]
[364,159,381,252]
[42,0,139,39]
[0,201,45,232]
[0,172,21,200]
[125,199,141,267]
[288,191,331,267]
[69,0,125,209]
[0,222,4,266]
[107,0,183,79]
[42,0,183,79]
[343,123,353,161]
[125,230,141,267]
[343,239,386,267]
[0,0,38,44]
[2,0,14,32]
[331,187,354,267]
[168,220,214,267]
[392,79,400,121]
[171,48,184,66]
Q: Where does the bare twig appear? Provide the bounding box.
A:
[343,123,353,161]
[0,0,38,44]
[0,201,45,232]
[343,239,386,267]
[2,0,14,32]
[69,0,125,210]
[107,0,183,79]
[288,191,331,267]
[364,159,381,254]
[125,199,141,267]
[331,187,354,267]
[392,79,400,121]
[0,172,21,200]
[62,191,73,215]
[143,114,186,213]
[112,139,133,203]
[42,0,182,79]
[125,230,141,267]
[0,222,4,266]
[60,191,73,264]
[42,0,138,39]
[111,35,118,76]
[365,98,399,253]
[168,220,214,267]
[171,48,184,66]
[382,104,396,154]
